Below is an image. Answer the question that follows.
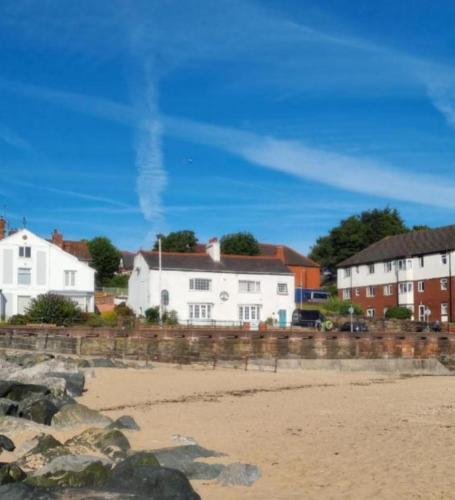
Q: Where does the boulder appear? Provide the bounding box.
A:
[16,434,71,473]
[6,376,65,399]
[0,382,50,402]
[65,428,130,461]
[18,398,59,426]
[27,459,111,488]
[49,372,85,397]
[52,404,112,429]
[108,415,140,431]
[216,463,261,486]
[0,483,56,500]
[0,435,15,453]
[0,416,49,435]
[116,452,159,468]
[0,464,26,485]
[90,358,116,368]
[153,444,225,480]
[107,462,201,500]
[0,399,18,417]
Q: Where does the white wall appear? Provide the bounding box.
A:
[128,254,295,325]
[0,229,95,318]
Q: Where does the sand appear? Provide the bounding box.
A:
[6,364,455,499]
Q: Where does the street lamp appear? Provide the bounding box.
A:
[157,236,162,327]
[348,305,354,333]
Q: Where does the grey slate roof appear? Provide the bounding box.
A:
[140,252,292,275]
[121,252,135,271]
[338,225,455,267]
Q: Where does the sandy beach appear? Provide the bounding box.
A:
[49,364,454,500]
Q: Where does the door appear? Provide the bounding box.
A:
[278,309,287,328]
[418,305,426,322]
[17,296,32,315]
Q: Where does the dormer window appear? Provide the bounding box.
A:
[19,247,31,258]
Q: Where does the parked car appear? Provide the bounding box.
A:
[339,321,369,333]
[292,309,325,328]
[416,321,442,333]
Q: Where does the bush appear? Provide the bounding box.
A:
[323,297,362,316]
[163,310,179,326]
[8,314,29,325]
[26,293,82,326]
[385,306,412,320]
[114,303,135,317]
[100,311,118,326]
[104,274,129,288]
[144,307,178,325]
[84,313,107,327]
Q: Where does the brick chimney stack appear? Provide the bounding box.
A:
[0,217,5,240]
[275,245,285,262]
[52,229,64,247]
[206,237,221,263]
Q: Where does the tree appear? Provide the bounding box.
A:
[87,237,121,286]
[153,231,198,253]
[411,225,430,232]
[385,306,412,320]
[309,208,408,280]
[27,293,82,326]
[220,232,261,256]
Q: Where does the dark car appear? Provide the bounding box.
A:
[416,321,442,333]
[292,309,325,328]
[339,321,369,333]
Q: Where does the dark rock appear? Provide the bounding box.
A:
[0,382,50,402]
[116,452,159,468]
[65,428,130,461]
[16,434,71,473]
[0,463,26,485]
[108,415,140,431]
[107,462,200,499]
[49,372,85,397]
[0,399,18,417]
[52,404,112,428]
[19,398,59,425]
[154,444,225,480]
[90,359,116,368]
[216,463,261,486]
[77,359,90,368]
[0,435,15,452]
[27,460,111,488]
[0,483,56,499]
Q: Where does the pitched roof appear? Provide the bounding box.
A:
[338,225,455,267]
[259,243,319,268]
[140,251,292,275]
[120,251,135,271]
[61,240,92,262]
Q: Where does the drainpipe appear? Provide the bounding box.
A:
[158,237,162,327]
[449,249,453,323]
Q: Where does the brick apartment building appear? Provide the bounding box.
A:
[337,225,455,322]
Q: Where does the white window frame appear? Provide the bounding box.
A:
[239,280,260,293]
[189,278,212,291]
[384,261,392,273]
[368,264,375,274]
[419,256,425,268]
[441,303,449,321]
[277,283,288,295]
[383,307,389,317]
[239,305,260,322]
[17,268,31,285]
[399,282,413,294]
[366,308,375,318]
[19,246,31,258]
[188,303,212,320]
[366,286,375,298]
[342,289,351,300]
[417,281,425,293]
[441,253,448,265]
[354,288,360,297]
[64,270,76,287]
[383,284,393,296]
[344,268,351,278]
[441,278,448,291]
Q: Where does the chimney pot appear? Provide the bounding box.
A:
[0,218,5,240]
[52,229,64,247]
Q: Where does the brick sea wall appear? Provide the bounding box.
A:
[0,325,455,367]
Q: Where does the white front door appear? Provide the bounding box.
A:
[418,305,426,322]
[17,296,32,315]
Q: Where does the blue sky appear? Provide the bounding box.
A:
[1,1,455,253]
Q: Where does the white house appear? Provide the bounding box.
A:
[0,224,95,319]
[128,239,295,326]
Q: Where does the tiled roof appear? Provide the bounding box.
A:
[61,240,92,262]
[338,225,455,267]
[259,243,320,268]
[140,251,292,275]
[120,251,135,271]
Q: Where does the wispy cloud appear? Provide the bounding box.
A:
[0,123,31,151]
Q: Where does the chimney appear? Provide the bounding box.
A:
[52,229,64,247]
[0,218,5,240]
[206,237,221,263]
[276,245,285,262]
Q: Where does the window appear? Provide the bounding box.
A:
[19,246,31,258]
[419,256,425,268]
[239,305,260,322]
[383,284,393,296]
[399,282,413,294]
[441,303,449,321]
[189,278,211,291]
[189,303,212,320]
[366,286,375,298]
[64,271,76,287]
[383,307,389,317]
[441,253,448,265]
[355,266,360,274]
[418,281,425,293]
[440,278,448,291]
[239,280,260,293]
[161,289,169,306]
[355,288,360,297]
[366,308,375,318]
[368,264,375,274]
[17,268,31,285]
[384,261,392,273]
[344,268,351,278]
[342,289,351,300]
[397,259,408,271]
[277,283,288,295]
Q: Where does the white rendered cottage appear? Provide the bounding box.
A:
[0,227,95,319]
[128,239,295,326]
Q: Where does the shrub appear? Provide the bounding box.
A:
[145,306,160,324]
[8,314,29,325]
[26,293,82,326]
[100,311,118,326]
[385,306,412,320]
[163,310,179,326]
[323,297,362,316]
[114,303,135,317]
[85,313,107,327]
[103,274,129,288]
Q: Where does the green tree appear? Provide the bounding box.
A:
[153,230,198,253]
[87,237,121,286]
[385,306,412,320]
[411,225,430,232]
[220,232,261,256]
[27,293,82,326]
[310,208,408,279]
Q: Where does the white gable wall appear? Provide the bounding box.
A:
[0,229,95,319]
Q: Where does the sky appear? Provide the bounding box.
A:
[1,0,455,253]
